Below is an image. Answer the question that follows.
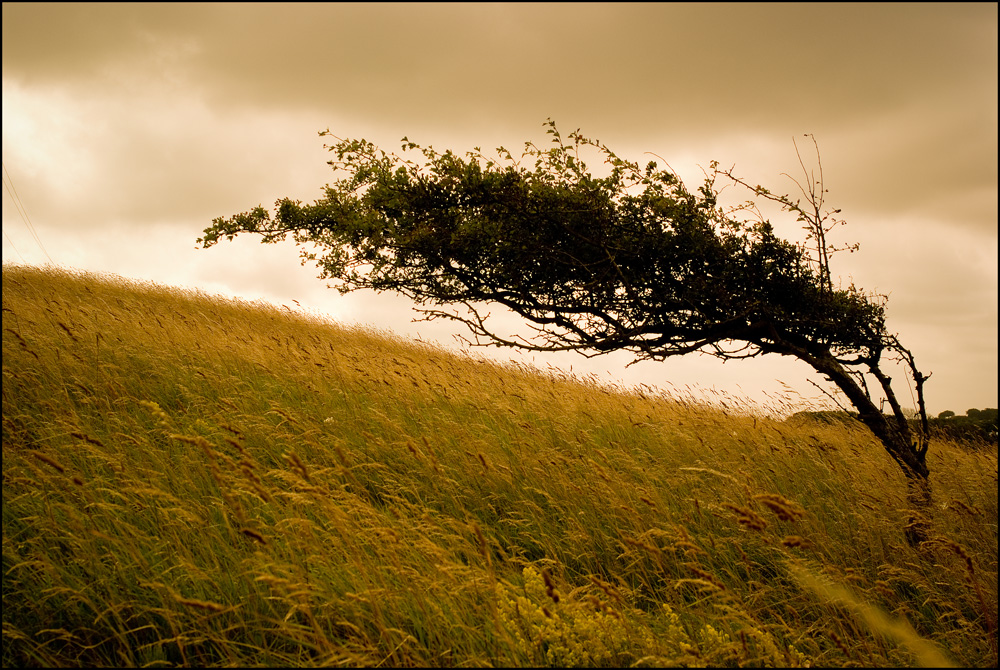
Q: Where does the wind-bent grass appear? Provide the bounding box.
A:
[3,263,997,667]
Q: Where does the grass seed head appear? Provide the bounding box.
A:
[754,493,806,522]
[540,568,560,603]
[29,450,66,473]
[722,503,769,531]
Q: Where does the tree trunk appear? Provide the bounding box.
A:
[779,344,932,544]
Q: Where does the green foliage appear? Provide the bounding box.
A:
[200,120,887,363]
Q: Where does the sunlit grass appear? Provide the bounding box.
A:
[3,263,997,667]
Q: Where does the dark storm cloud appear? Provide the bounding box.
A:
[6,4,994,128]
[6,3,995,230]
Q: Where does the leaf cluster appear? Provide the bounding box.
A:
[199,120,887,364]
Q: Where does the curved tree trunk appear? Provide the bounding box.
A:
[772,341,932,545]
[810,354,928,480]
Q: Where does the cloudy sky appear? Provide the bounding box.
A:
[3,3,996,416]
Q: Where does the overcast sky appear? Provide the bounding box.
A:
[3,3,996,416]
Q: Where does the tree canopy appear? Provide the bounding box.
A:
[199,120,932,487]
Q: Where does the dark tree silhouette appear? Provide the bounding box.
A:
[200,120,933,532]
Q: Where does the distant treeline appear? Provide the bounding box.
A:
[787,408,998,449]
[929,408,998,446]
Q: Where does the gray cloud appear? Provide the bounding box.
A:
[7,4,994,129]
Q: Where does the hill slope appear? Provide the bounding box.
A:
[3,264,996,667]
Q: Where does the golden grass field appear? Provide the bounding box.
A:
[2,263,997,667]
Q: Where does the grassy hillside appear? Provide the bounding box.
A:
[3,264,996,667]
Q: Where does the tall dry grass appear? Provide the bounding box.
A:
[3,263,996,667]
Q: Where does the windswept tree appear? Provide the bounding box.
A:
[200,120,933,529]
